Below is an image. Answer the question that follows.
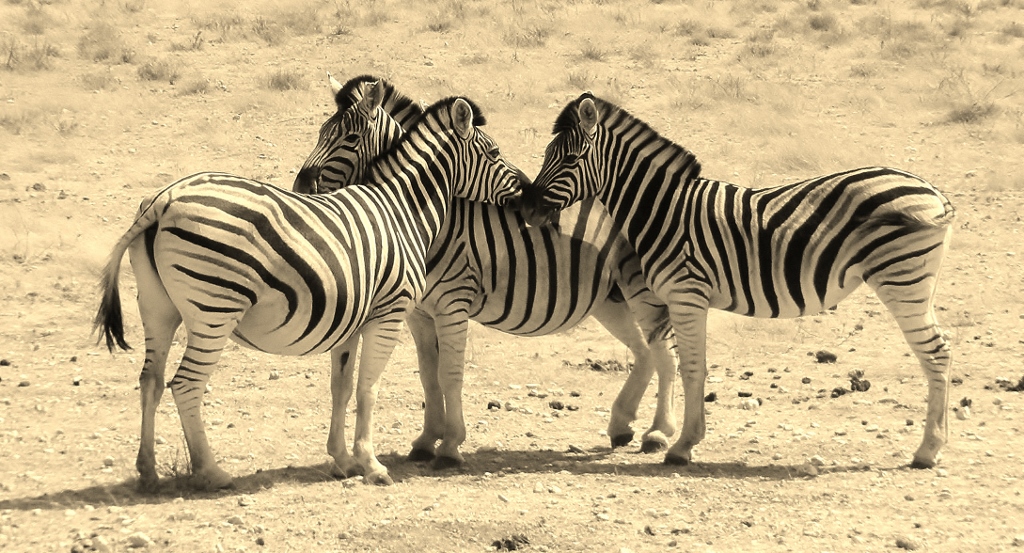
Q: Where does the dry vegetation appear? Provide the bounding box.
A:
[1,0,1024,551]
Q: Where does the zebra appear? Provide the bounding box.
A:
[293,73,424,194]
[520,92,956,469]
[93,85,523,490]
[295,75,678,468]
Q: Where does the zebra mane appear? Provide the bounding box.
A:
[334,74,423,127]
[364,96,488,171]
[552,92,703,182]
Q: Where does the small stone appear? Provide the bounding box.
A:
[268,371,280,380]
[569,391,581,397]
[93,536,111,553]
[487,399,502,410]
[737,391,753,398]
[704,392,717,402]
[498,494,510,503]
[1012,535,1024,547]
[256,537,266,546]
[895,535,920,550]
[815,350,838,363]
[596,513,610,521]
[808,455,826,466]
[228,515,245,525]
[103,456,115,467]
[547,485,561,494]
[548,400,564,410]
[801,377,812,385]
[73,376,82,386]
[740,398,759,410]
[831,387,849,398]
[955,407,970,420]
[18,381,30,387]
[127,532,153,548]
[567,444,585,454]
[238,496,256,507]
[0,359,10,366]
[533,482,545,493]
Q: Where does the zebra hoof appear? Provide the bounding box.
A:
[191,467,234,491]
[431,455,463,470]
[663,453,690,466]
[610,432,635,449]
[136,475,161,494]
[909,458,936,470]
[407,448,436,463]
[640,439,668,454]
[365,471,394,486]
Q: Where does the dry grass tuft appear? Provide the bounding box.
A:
[264,69,304,91]
[137,58,180,83]
[78,22,135,63]
[170,31,205,52]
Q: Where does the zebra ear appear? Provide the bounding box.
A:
[452,98,474,139]
[361,80,385,115]
[328,72,343,96]
[578,97,599,137]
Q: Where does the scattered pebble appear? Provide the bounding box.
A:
[895,535,920,550]
[1012,535,1024,547]
[487,400,502,410]
[548,400,564,410]
[815,350,837,364]
[801,377,812,385]
[268,371,280,380]
[227,515,245,525]
[704,392,717,402]
[127,532,153,548]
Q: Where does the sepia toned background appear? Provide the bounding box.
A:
[1,0,1023,551]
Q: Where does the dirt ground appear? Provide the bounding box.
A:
[2,0,1024,551]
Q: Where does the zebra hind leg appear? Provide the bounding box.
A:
[592,299,675,453]
[351,317,407,486]
[326,336,363,479]
[430,311,472,470]
[130,244,182,492]
[168,329,236,491]
[868,249,952,469]
[405,309,444,463]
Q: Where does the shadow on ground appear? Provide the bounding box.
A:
[0,448,905,512]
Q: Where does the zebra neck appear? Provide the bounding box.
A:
[368,129,455,248]
[596,135,701,258]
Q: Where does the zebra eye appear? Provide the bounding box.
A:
[563,153,579,165]
[487,147,500,159]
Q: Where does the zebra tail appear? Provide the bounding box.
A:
[93,189,171,352]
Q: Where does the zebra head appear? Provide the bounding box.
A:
[520,92,604,226]
[441,97,523,206]
[293,75,413,194]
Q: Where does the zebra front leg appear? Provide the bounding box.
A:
[130,242,182,492]
[406,309,444,462]
[326,335,362,479]
[431,311,471,469]
[351,318,406,486]
[168,331,234,491]
[664,301,710,466]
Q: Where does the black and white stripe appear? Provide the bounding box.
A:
[523,93,956,469]
[93,88,522,490]
[296,77,678,467]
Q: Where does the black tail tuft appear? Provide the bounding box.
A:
[94,270,131,352]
